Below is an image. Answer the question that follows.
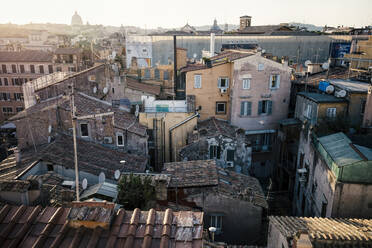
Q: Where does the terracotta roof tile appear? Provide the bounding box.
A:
[0,203,204,247]
[54,48,81,55]
[0,50,53,62]
[126,77,161,96]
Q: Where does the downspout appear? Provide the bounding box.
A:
[168,112,199,162]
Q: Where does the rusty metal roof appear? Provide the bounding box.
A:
[0,203,204,248]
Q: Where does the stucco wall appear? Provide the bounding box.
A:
[185,63,231,120]
[267,221,290,248]
[230,53,291,131]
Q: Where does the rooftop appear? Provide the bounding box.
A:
[126,77,161,96]
[0,179,36,193]
[0,50,53,62]
[162,160,267,208]
[238,25,293,35]
[54,47,81,55]
[297,92,347,103]
[270,216,372,246]
[328,79,370,93]
[0,203,204,248]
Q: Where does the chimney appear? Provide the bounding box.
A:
[210,33,215,57]
[293,231,313,248]
[14,148,21,164]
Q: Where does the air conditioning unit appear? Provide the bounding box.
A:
[226,161,234,168]
[220,88,227,94]
[103,137,113,144]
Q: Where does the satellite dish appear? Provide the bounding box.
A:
[336,90,347,98]
[114,170,120,180]
[48,125,52,133]
[322,62,329,70]
[325,85,334,94]
[304,60,312,67]
[103,87,108,94]
[48,136,51,143]
[193,53,197,59]
[93,86,97,93]
[98,172,105,183]
[135,104,139,117]
[82,178,88,189]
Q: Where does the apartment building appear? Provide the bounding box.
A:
[0,50,54,122]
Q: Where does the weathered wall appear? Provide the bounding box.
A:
[346,92,367,127]
[363,87,372,127]
[267,221,290,248]
[170,116,197,162]
[332,182,372,218]
[230,53,291,131]
[186,63,231,120]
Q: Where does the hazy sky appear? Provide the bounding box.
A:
[1,0,371,28]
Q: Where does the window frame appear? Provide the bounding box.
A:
[240,101,252,116]
[194,74,202,89]
[209,215,223,233]
[209,145,221,159]
[269,74,280,90]
[242,78,251,90]
[258,100,273,115]
[215,101,227,114]
[258,63,264,71]
[116,132,124,147]
[218,77,229,89]
[79,123,89,138]
[326,107,336,118]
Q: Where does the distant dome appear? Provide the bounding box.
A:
[71,11,83,26]
[210,19,222,32]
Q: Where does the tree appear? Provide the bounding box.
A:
[116,174,155,210]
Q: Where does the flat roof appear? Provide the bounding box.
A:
[297,92,347,103]
[328,79,370,93]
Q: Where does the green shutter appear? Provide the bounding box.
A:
[240,102,245,116]
[258,101,262,114]
[247,102,252,116]
[268,101,273,115]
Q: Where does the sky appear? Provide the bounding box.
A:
[1,0,371,29]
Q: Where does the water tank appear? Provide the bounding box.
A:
[318,81,330,92]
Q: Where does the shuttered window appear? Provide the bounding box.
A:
[240,101,252,116]
[269,74,280,89]
[258,100,272,115]
[242,78,251,89]
[194,75,202,88]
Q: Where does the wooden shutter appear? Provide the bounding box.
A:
[276,75,280,89]
[240,102,245,116]
[218,78,221,88]
[269,75,273,89]
[268,101,273,115]
[258,101,262,114]
[247,102,252,116]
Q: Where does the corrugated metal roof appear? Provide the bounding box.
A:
[329,79,370,93]
[318,132,362,166]
[80,182,118,200]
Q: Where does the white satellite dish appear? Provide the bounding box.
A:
[82,178,88,190]
[304,60,312,67]
[325,85,335,94]
[98,172,105,183]
[48,136,51,143]
[336,90,347,98]
[93,86,97,94]
[114,170,120,180]
[48,125,52,134]
[322,62,329,70]
[103,87,108,94]
[193,53,197,59]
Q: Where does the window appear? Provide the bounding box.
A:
[112,87,115,94]
[216,102,226,114]
[30,65,35,73]
[56,67,62,72]
[80,123,89,137]
[163,70,169,80]
[242,78,251,89]
[240,101,252,116]
[209,145,221,159]
[321,201,327,217]
[210,215,222,232]
[0,78,2,86]
[48,65,53,74]
[0,93,11,101]
[326,108,336,118]
[1,65,6,73]
[194,75,201,88]
[69,67,76,72]
[218,77,229,88]
[226,150,235,161]
[2,107,13,115]
[11,64,17,73]
[258,100,272,115]
[116,132,124,147]
[269,74,280,89]
[258,63,264,71]
[14,93,23,101]
[16,107,23,112]
[154,69,160,79]
[39,65,44,74]
[361,99,367,115]
[4,78,8,86]
[20,65,25,73]
[304,104,312,119]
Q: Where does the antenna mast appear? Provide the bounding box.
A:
[70,83,80,201]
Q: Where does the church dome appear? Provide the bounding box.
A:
[71,11,83,26]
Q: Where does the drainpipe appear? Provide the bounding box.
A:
[173,35,177,98]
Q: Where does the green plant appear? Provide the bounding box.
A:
[116,174,155,210]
